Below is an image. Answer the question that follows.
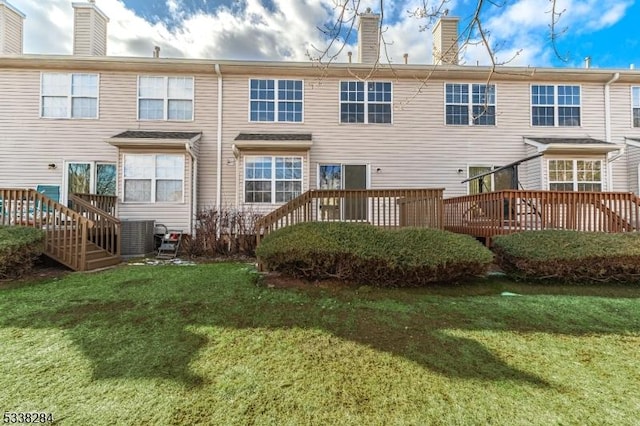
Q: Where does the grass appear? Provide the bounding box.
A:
[0,263,639,425]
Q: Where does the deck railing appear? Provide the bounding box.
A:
[69,194,121,257]
[255,188,444,244]
[444,190,640,243]
[1,188,94,271]
[74,193,117,216]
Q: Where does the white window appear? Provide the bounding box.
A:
[249,79,303,122]
[340,81,392,123]
[244,156,303,203]
[41,73,98,119]
[532,85,581,126]
[138,76,194,120]
[446,83,496,125]
[632,86,640,128]
[123,154,184,202]
[548,159,602,191]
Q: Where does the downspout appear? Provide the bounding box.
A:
[604,72,620,143]
[215,64,223,210]
[185,142,197,235]
[604,72,620,190]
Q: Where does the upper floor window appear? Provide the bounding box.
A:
[138,76,193,121]
[548,159,601,192]
[445,83,496,125]
[532,85,580,126]
[340,81,392,124]
[244,156,302,203]
[632,86,640,127]
[41,73,98,119]
[123,154,185,203]
[249,79,303,122]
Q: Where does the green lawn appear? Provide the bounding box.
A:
[1,264,639,425]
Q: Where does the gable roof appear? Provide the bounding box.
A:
[107,130,202,154]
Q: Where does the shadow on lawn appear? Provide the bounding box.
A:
[2,275,638,388]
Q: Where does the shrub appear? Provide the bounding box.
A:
[493,230,640,283]
[182,206,262,257]
[256,222,493,286]
[0,226,45,279]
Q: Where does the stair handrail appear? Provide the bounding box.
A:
[1,188,96,271]
[69,194,121,257]
[254,190,313,243]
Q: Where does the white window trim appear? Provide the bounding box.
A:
[444,83,497,126]
[466,164,496,194]
[137,76,195,122]
[247,79,305,123]
[40,72,100,120]
[530,83,582,127]
[631,86,640,128]
[338,81,394,125]
[546,158,604,191]
[243,155,304,204]
[62,160,116,205]
[122,153,186,204]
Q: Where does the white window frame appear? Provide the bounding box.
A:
[62,160,116,205]
[243,156,304,204]
[444,83,497,126]
[467,165,495,194]
[531,84,582,127]
[339,81,393,124]
[547,159,603,191]
[248,79,304,123]
[122,153,185,203]
[40,72,100,119]
[632,86,640,128]
[137,76,194,121]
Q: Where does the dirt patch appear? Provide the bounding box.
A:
[261,271,361,290]
[0,257,71,289]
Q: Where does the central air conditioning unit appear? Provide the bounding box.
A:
[120,219,155,257]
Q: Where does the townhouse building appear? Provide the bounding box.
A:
[2,0,640,238]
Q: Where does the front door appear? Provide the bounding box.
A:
[319,164,367,221]
[65,162,116,206]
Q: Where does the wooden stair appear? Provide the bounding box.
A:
[1,189,121,272]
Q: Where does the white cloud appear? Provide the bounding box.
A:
[4,0,633,67]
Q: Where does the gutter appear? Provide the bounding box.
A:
[215,64,223,210]
[185,142,197,235]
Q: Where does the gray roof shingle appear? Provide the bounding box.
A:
[235,133,312,141]
[112,130,202,140]
[528,137,612,145]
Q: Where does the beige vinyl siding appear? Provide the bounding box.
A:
[73,9,92,56]
[608,84,635,192]
[522,145,542,190]
[219,77,615,208]
[92,13,107,56]
[0,4,23,54]
[0,69,218,230]
[117,150,192,231]
[626,145,640,194]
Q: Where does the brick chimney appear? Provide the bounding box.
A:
[0,0,25,54]
[432,16,459,65]
[357,8,380,64]
[72,0,109,56]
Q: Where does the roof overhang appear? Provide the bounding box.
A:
[625,137,640,148]
[232,133,313,156]
[107,131,202,155]
[524,137,623,155]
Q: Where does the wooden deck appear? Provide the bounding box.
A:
[443,190,640,245]
[255,188,445,244]
[255,188,640,248]
[1,189,121,271]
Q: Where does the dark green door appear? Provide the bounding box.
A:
[343,165,367,221]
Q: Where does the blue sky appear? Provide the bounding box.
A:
[7,0,640,69]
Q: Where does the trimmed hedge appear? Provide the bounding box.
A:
[493,230,640,283]
[256,222,493,286]
[0,226,45,279]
